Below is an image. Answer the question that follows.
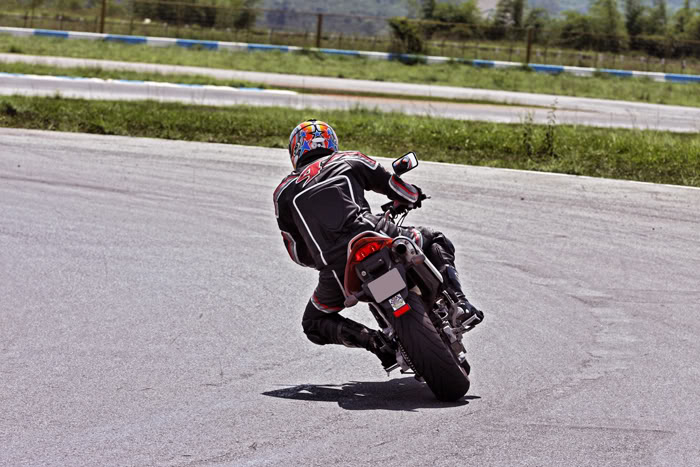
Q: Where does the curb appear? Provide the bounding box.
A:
[0,71,297,94]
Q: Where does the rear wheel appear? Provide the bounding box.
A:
[390,292,470,401]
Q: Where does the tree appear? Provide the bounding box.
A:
[648,0,669,35]
[512,0,525,29]
[524,8,551,42]
[133,0,259,29]
[489,0,524,39]
[421,0,436,20]
[492,0,511,27]
[684,14,700,41]
[558,11,595,50]
[672,0,694,34]
[624,0,646,37]
[589,0,628,51]
[388,17,425,53]
[431,0,481,25]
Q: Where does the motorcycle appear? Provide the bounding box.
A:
[342,152,476,402]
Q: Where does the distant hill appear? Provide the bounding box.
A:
[261,0,414,18]
[260,0,688,24]
[527,0,687,16]
[261,0,689,19]
[260,0,504,18]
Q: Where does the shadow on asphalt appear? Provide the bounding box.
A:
[261,377,480,411]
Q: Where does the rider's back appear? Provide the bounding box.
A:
[275,151,388,270]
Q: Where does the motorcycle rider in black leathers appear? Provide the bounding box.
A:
[274,119,483,369]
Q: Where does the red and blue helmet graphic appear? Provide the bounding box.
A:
[288,119,338,169]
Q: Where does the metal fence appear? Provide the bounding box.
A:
[2,0,700,75]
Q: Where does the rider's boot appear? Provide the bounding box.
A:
[442,265,484,328]
[337,319,397,370]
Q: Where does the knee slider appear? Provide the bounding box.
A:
[426,231,456,270]
[302,318,331,346]
[432,231,456,255]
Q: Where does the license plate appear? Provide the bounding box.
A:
[367,268,406,303]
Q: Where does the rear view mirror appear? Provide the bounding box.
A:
[392,152,418,176]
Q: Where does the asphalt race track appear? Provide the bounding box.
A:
[1,128,700,466]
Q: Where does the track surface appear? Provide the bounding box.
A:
[3,54,700,133]
[1,128,700,466]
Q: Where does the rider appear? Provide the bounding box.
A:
[273,119,483,369]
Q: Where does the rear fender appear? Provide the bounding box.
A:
[344,232,393,297]
[363,264,414,319]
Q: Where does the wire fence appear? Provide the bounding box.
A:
[2,0,700,75]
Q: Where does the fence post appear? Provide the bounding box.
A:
[315,14,323,48]
[525,28,533,65]
[100,0,107,34]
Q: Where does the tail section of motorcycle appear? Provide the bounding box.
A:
[350,235,472,401]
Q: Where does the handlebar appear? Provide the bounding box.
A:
[380,192,429,217]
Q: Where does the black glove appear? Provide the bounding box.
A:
[413,185,424,208]
[391,200,409,214]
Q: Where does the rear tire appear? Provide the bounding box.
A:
[390,292,470,401]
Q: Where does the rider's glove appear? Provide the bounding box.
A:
[392,200,408,214]
[397,184,424,209]
[413,185,424,208]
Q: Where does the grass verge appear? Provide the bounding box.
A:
[2,35,700,108]
[1,95,698,187]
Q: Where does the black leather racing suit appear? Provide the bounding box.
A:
[274,151,463,349]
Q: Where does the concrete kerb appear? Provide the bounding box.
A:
[2,26,700,84]
[0,71,300,95]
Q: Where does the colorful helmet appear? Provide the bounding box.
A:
[288,119,338,169]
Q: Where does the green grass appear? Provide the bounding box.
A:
[1,95,698,187]
[2,35,700,108]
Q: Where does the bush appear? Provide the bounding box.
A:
[684,15,700,42]
[631,34,667,58]
[416,1,483,41]
[388,17,425,54]
[132,0,257,29]
[557,11,595,50]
